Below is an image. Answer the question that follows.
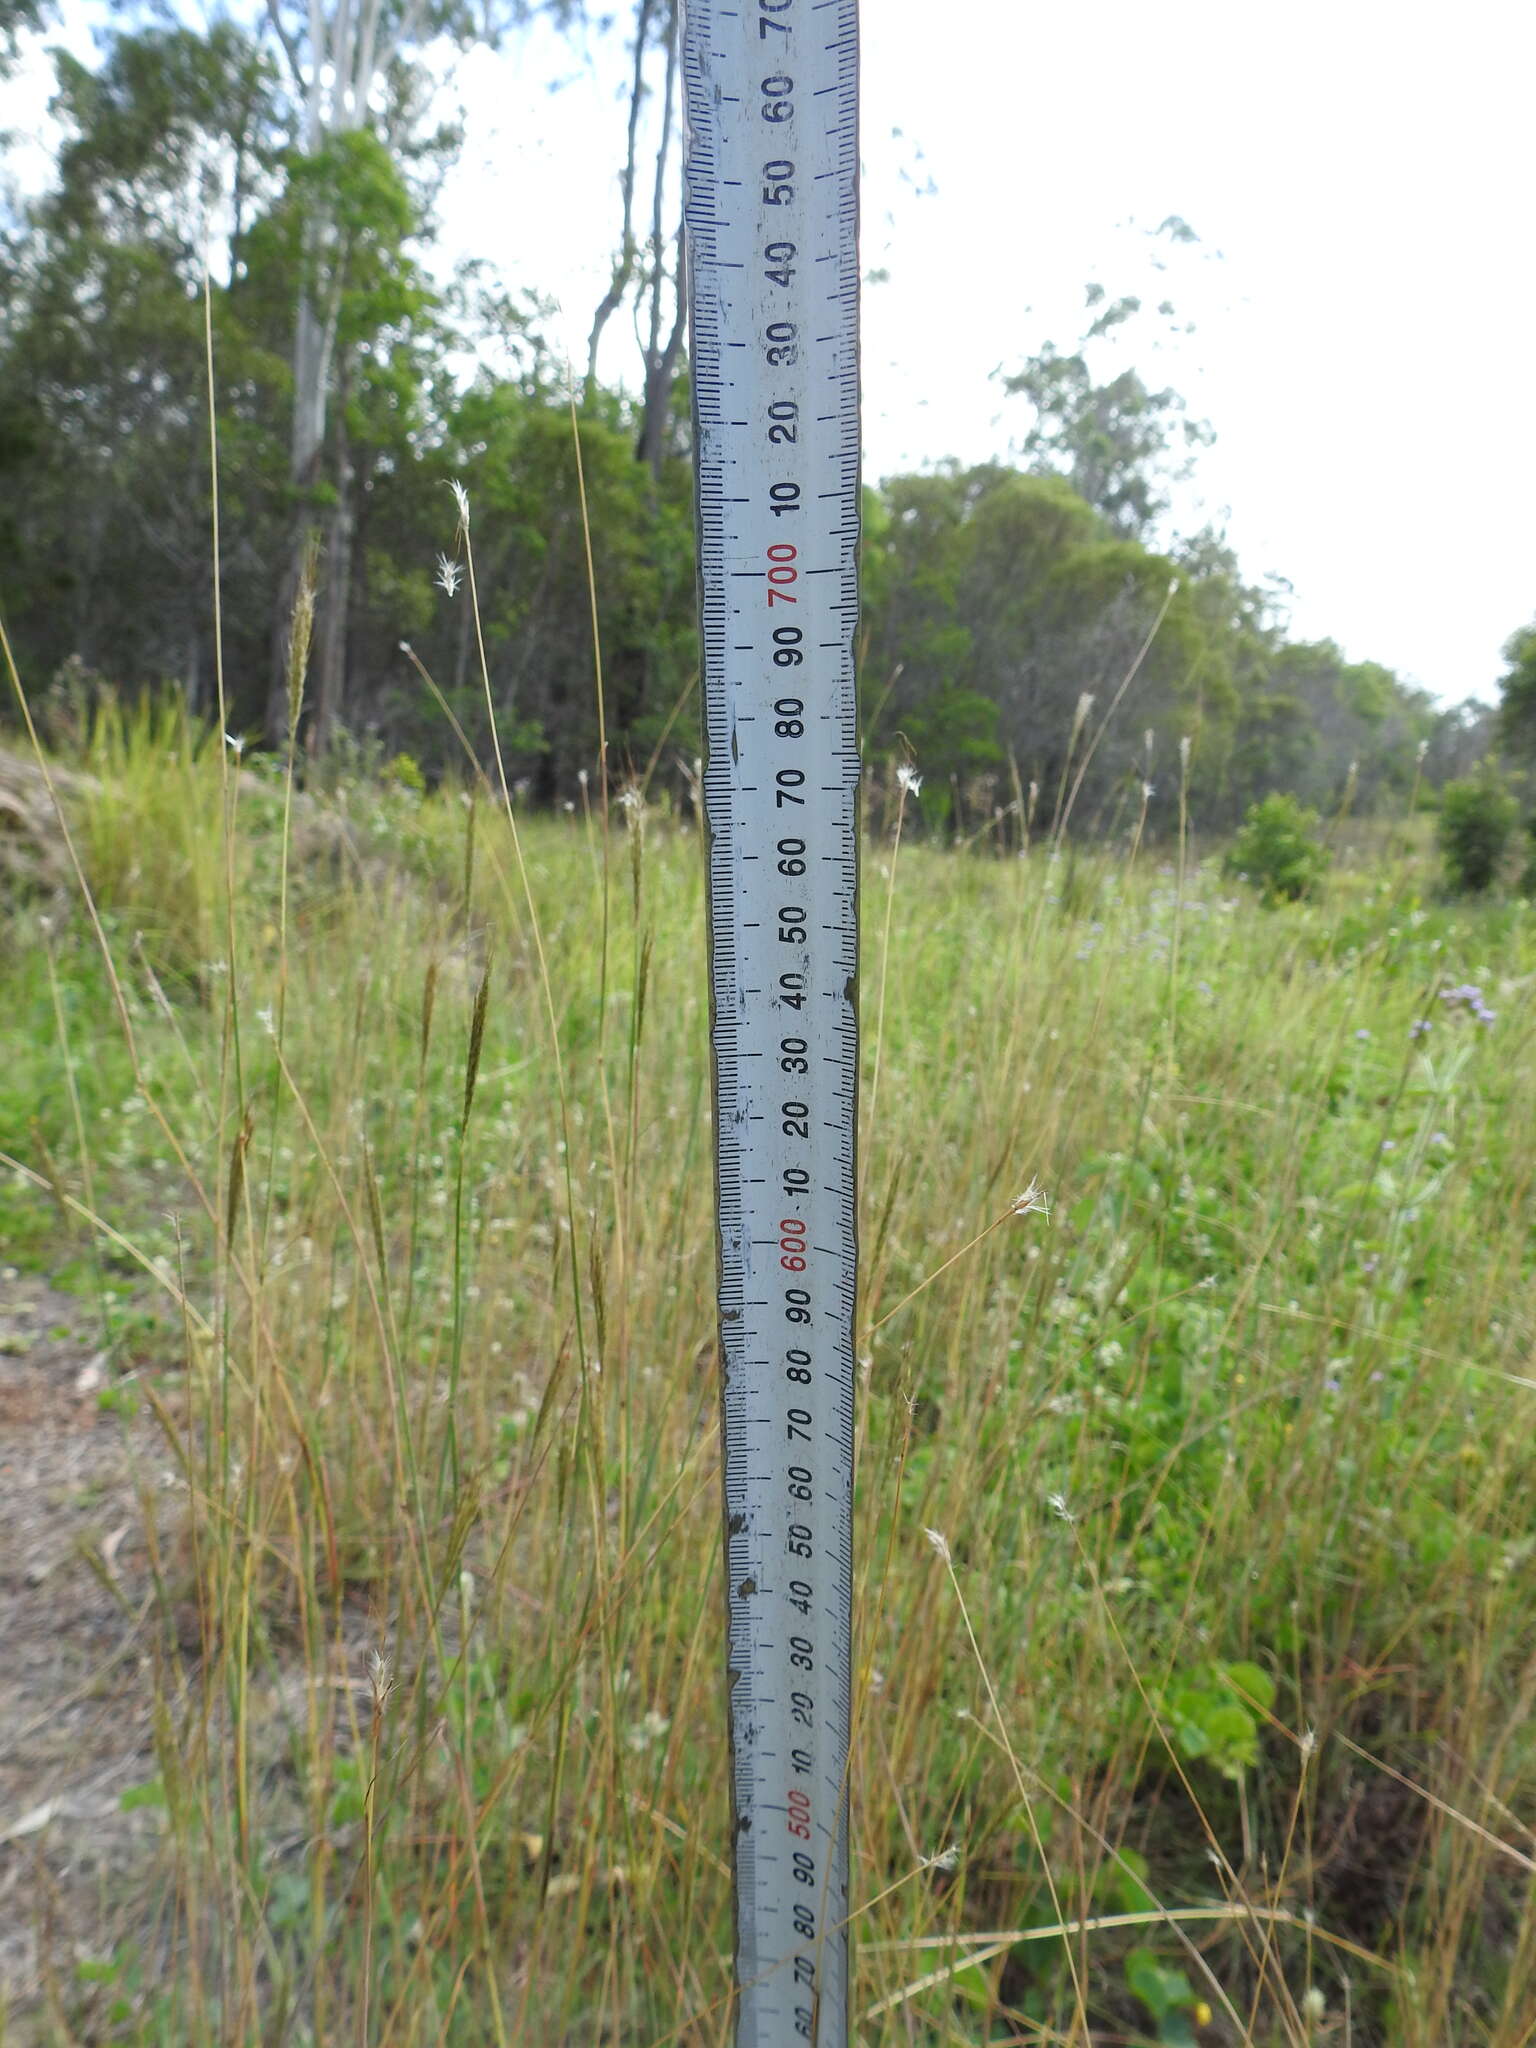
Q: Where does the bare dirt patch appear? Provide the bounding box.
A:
[0,1270,170,2036]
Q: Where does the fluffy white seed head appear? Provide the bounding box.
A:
[368,1649,394,1709]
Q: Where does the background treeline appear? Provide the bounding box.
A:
[0,4,1523,830]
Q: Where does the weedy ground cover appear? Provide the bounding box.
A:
[1,697,1534,2046]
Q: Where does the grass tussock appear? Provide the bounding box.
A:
[1,690,1534,2047]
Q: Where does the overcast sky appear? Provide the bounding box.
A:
[5,0,1533,704]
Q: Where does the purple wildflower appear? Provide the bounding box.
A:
[1439,984,1497,1028]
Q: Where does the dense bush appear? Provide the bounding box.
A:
[1438,776,1517,893]
[1225,791,1329,903]
[1522,816,1536,899]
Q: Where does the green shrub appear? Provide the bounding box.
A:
[1438,777,1517,893]
[1522,816,1536,899]
[384,750,427,794]
[1225,792,1329,903]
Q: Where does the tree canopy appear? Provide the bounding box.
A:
[0,9,1510,833]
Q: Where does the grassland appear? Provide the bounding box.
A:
[1,697,1534,2046]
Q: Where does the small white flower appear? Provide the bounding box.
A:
[1046,1492,1075,1523]
[1011,1179,1050,1220]
[224,731,245,756]
[255,1004,275,1038]
[927,1844,961,1872]
[1416,738,1429,761]
[1142,781,1155,801]
[923,1527,952,1564]
[1179,734,1192,769]
[626,1708,671,1752]
[896,762,923,797]
[436,553,463,597]
[449,478,471,530]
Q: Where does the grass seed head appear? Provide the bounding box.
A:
[367,1650,394,1711]
[285,533,318,739]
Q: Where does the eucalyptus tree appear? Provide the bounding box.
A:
[0,0,48,73]
[0,21,289,716]
[1001,288,1214,541]
[1496,620,1536,769]
[584,0,687,480]
[253,0,580,745]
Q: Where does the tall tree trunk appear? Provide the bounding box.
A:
[262,0,369,748]
[586,0,654,401]
[267,205,351,742]
[309,351,354,754]
[637,216,686,479]
[635,3,684,478]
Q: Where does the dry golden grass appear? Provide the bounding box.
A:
[1,672,1534,2045]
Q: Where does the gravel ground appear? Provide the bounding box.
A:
[0,1270,172,2037]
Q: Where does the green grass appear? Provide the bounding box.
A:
[2,696,1535,2046]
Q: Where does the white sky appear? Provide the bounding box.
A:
[5,0,1534,704]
